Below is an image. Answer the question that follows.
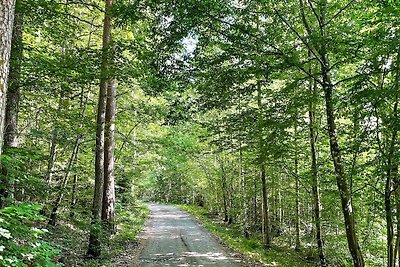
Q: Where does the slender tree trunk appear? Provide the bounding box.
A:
[386,53,400,267]
[46,93,66,185]
[48,136,81,226]
[295,154,301,250]
[253,175,257,230]
[318,1,364,265]
[394,165,400,267]
[46,131,58,184]
[219,156,229,222]
[386,113,398,267]
[322,71,364,267]
[257,81,271,247]
[0,0,16,207]
[395,54,400,267]
[87,0,113,258]
[69,174,78,219]
[102,78,116,233]
[260,163,271,247]
[309,79,326,267]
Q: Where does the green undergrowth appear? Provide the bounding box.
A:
[179,205,314,267]
[46,203,149,266]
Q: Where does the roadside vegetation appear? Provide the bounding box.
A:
[0,203,148,266]
[180,205,314,267]
[1,0,399,266]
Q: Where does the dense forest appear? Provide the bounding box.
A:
[0,0,400,266]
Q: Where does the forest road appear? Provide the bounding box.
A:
[136,203,245,267]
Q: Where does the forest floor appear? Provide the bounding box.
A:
[45,204,148,266]
[180,205,316,267]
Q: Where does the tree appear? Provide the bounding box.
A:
[87,0,115,258]
[0,0,16,207]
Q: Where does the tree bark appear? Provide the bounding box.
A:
[0,0,21,207]
[102,78,116,233]
[0,0,16,208]
[0,0,16,154]
[4,3,21,150]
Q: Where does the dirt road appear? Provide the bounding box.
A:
[136,203,244,267]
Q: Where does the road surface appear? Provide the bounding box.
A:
[136,203,244,267]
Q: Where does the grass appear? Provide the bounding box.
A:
[46,203,149,266]
[179,205,315,267]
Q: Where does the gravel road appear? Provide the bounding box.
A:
[136,203,244,267]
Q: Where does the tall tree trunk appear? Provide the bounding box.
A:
[257,81,271,248]
[87,0,114,258]
[253,175,257,230]
[260,163,271,247]
[219,156,229,222]
[300,3,326,263]
[318,1,364,265]
[0,0,21,207]
[385,101,398,267]
[0,0,16,208]
[102,78,116,233]
[386,52,400,267]
[322,67,364,267]
[395,54,400,267]
[321,46,364,267]
[309,79,326,267]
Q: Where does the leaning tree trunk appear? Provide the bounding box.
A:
[318,1,364,265]
[87,0,114,258]
[0,0,16,208]
[69,173,78,219]
[48,136,81,226]
[322,65,364,267]
[102,78,116,233]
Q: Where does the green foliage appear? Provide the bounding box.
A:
[0,204,60,267]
